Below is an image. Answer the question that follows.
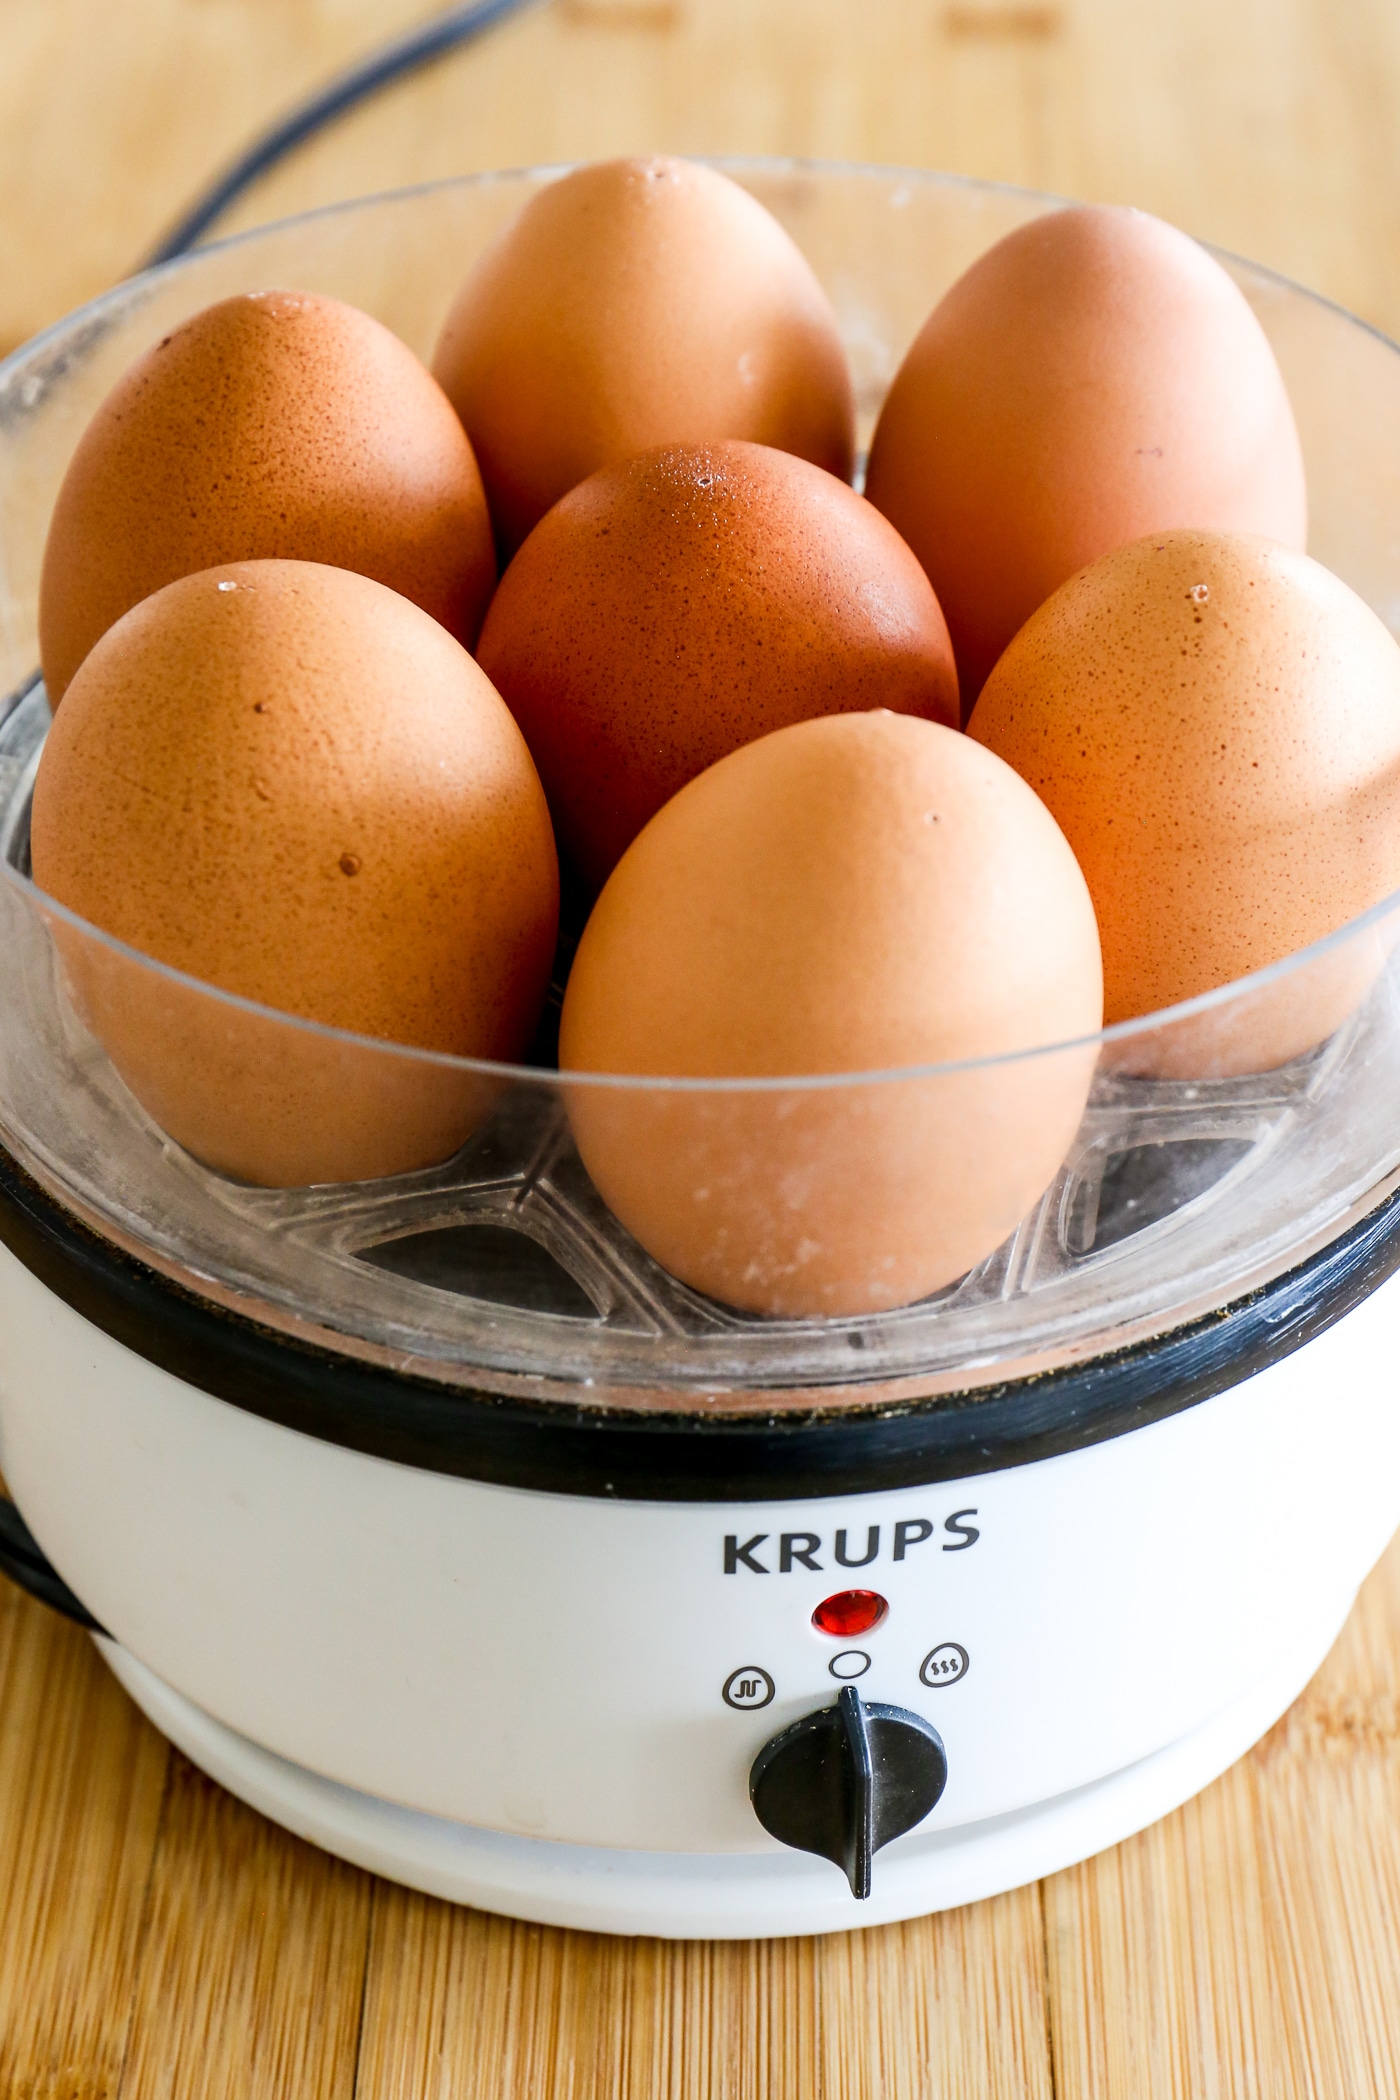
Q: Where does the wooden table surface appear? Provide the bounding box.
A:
[4,3,1400,2093]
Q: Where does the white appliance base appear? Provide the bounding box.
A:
[97,1605,1344,1940]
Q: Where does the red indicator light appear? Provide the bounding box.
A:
[811,1589,888,1638]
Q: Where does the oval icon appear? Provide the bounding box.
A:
[919,1642,970,1688]
[723,1666,776,1710]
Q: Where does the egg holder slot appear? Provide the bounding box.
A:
[4,669,1400,1406]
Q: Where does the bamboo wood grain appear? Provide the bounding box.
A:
[115,1757,374,2100]
[1044,1543,1400,2099]
[354,1877,1053,2097]
[9,0,1400,354]
[0,1589,166,2100]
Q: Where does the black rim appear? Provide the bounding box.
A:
[1,1142,1397,1502]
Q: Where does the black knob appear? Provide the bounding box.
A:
[749,1685,948,1898]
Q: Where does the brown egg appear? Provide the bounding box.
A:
[31,560,558,1185]
[966,530,1400,1076]
[431,157,855,556]
[865,205,1307,710]
[559,712,1101,1316]
[477,440,959,890]
[39,290,496,704]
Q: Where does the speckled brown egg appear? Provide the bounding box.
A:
[30,559,558,1184]
[476,440,959,890]
[967,530,1400,1074]
[39,290,497,704]
[559,712,1101,1316]
[865,206,1308,711]
[431,158,855,557]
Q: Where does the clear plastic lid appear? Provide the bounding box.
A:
[3,162,1400,1414]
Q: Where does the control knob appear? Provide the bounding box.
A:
[749,1685,948,1898]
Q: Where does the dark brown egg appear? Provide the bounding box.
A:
[39,290,496,703]
[477,440,959,890]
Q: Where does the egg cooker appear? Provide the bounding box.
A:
[1,163,1400,1939]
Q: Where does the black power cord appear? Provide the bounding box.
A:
[0,1496,106,1632]
[146,0,548,267]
